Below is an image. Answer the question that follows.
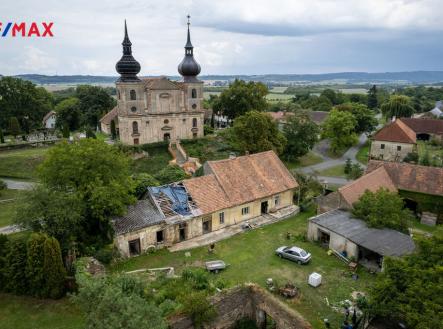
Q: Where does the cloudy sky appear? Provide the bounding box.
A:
[1,0,443,76]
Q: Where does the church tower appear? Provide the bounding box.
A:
[178,15,204,113]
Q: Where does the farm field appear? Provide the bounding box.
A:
[111,209,375,329]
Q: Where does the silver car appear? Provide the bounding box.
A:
[275,246,311,264]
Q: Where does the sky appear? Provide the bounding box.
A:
[1,0,443,76]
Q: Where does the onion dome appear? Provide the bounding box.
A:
[178,15,201,82]
[116,20,141,82]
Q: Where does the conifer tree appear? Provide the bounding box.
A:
[5,237,28,294]
[26,233,47,297]
[43,237,66,299]
[8,117,21,138]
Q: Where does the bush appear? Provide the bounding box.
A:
[133,173,160,199]
[404,152,419,163]
[204,124,214,135]
[4,236,28,294]
[182,267,210,290]
[180,291,217,328]
[26,233,47,297]
[43,236,67,299]
[94,246,114,265]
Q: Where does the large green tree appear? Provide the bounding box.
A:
[334,102,377,134]
[55,97,81,131]
[352,188,412,232]
[16,139,135,251]
[0,77,53,131]
[232,111,287,155]
[370,235,443,328]
[213,79,268,119]
[381,95,415,119]
[75,85,116,128]
[322,109,358,153]
[283,111,319,161]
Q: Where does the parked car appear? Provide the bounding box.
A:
[275,246,311,264]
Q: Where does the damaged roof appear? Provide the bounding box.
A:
[113,198,164,235]
[310,210,415,257]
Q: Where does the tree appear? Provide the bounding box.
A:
[17,139,135,251]
[73,274,167,329]
[213,80,268,119]
[232,111,286,155]
[62,125,70,138]
[381,95,414,119]
[334,102,377,134]
[8,117,21,137]
[86,127,97,139]
[344,158,352,175]
[347,163,364,180]
[352,188,412,232]
[133,173,160,199]
[181,291,217,328]
[154,165,188,185]
[370,235,443,328]
[4,237,28,294]
[320,89,344,105]
[43,237,66,299]
[76,85,117,128]
[26,233,47,297]
[367,85,378,110]
[0,77,53,132]
[55,97,81,131]
[0,129,4,143]
[110,120,117,140]
[283,111,319,161]
[322,109,358,153]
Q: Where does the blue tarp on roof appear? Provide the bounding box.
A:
[149,184,192,216]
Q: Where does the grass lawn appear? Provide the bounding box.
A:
[0,189,25,227]
[317,165,346,178]
[284,152,324,169]
[130,145,172,176]
[356,142,370,165]
[181,136,236,163]
[111,210,375,329]
[0,294,83,329]
[0,147,50,180]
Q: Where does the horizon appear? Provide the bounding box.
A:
[1,1,443,76]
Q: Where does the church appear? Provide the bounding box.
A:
[103,18,205,145]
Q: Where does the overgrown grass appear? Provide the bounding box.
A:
[130,145,172,176]
[316,165,346,178]
[284,152,324,169]
[0,147,50,180]
[356,142,370,165]
[111,210,375,329]
[417,141,443,165]
[0,294,83,329]
[181,136,236,163]
[0,189,25,227]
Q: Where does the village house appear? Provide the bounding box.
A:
[317,160,443,225]
[113,151,299,257]
[400,117,443,141]
[308,209,415,271]
[42,111,56,129]
[266,111,328,130]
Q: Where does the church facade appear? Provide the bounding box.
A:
[114,19,204,145]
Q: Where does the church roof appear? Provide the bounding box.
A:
[143,77,181,90]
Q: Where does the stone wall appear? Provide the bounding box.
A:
[169,284,312,329]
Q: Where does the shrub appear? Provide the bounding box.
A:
[5,237,28,294]
[404,152,419,163]
[204,124,214,135]
[182,267,210,290]
[43,236,67,299]
[180,291,217,328]
[26,233,47,297]
[94,247,114,265]
[133,173,160,199]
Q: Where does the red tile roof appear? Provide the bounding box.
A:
[338,166,397,206]
[183,151,298,214]
[372,119,417,144]
[366,160,443,196]
[400,118,443,136]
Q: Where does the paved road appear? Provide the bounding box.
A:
[2,178,35,190]
[316,175,352,187]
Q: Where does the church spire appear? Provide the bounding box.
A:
[178,15,201,82]
[116,20,141,82]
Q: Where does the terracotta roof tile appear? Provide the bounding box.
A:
[143,77,181,90]
[366,160,443,196]
[400,118,443,136]
[373,119,417,144]
[338,166,397,206]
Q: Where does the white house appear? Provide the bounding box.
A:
[42,111,56,129]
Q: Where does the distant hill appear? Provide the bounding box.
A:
[6,71,443,85]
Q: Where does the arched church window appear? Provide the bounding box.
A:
[191,89,197,98]
[132,121,138,134]
[192,118,197,128]
[130,90,136,100]
[131,106,137,113]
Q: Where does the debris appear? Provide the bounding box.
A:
[279,283,299,299]
[184,251,191,257]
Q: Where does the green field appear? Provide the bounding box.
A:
[269,86,288,93]
[0,147,50,180]
[316,165,346,178]
[0,189,25,227]
[266,93,294,102]
[0,294,83,329]
[111,210,374,329]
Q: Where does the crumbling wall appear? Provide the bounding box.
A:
[169,284,312,329]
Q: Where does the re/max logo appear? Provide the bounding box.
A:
[0,22,54,37]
